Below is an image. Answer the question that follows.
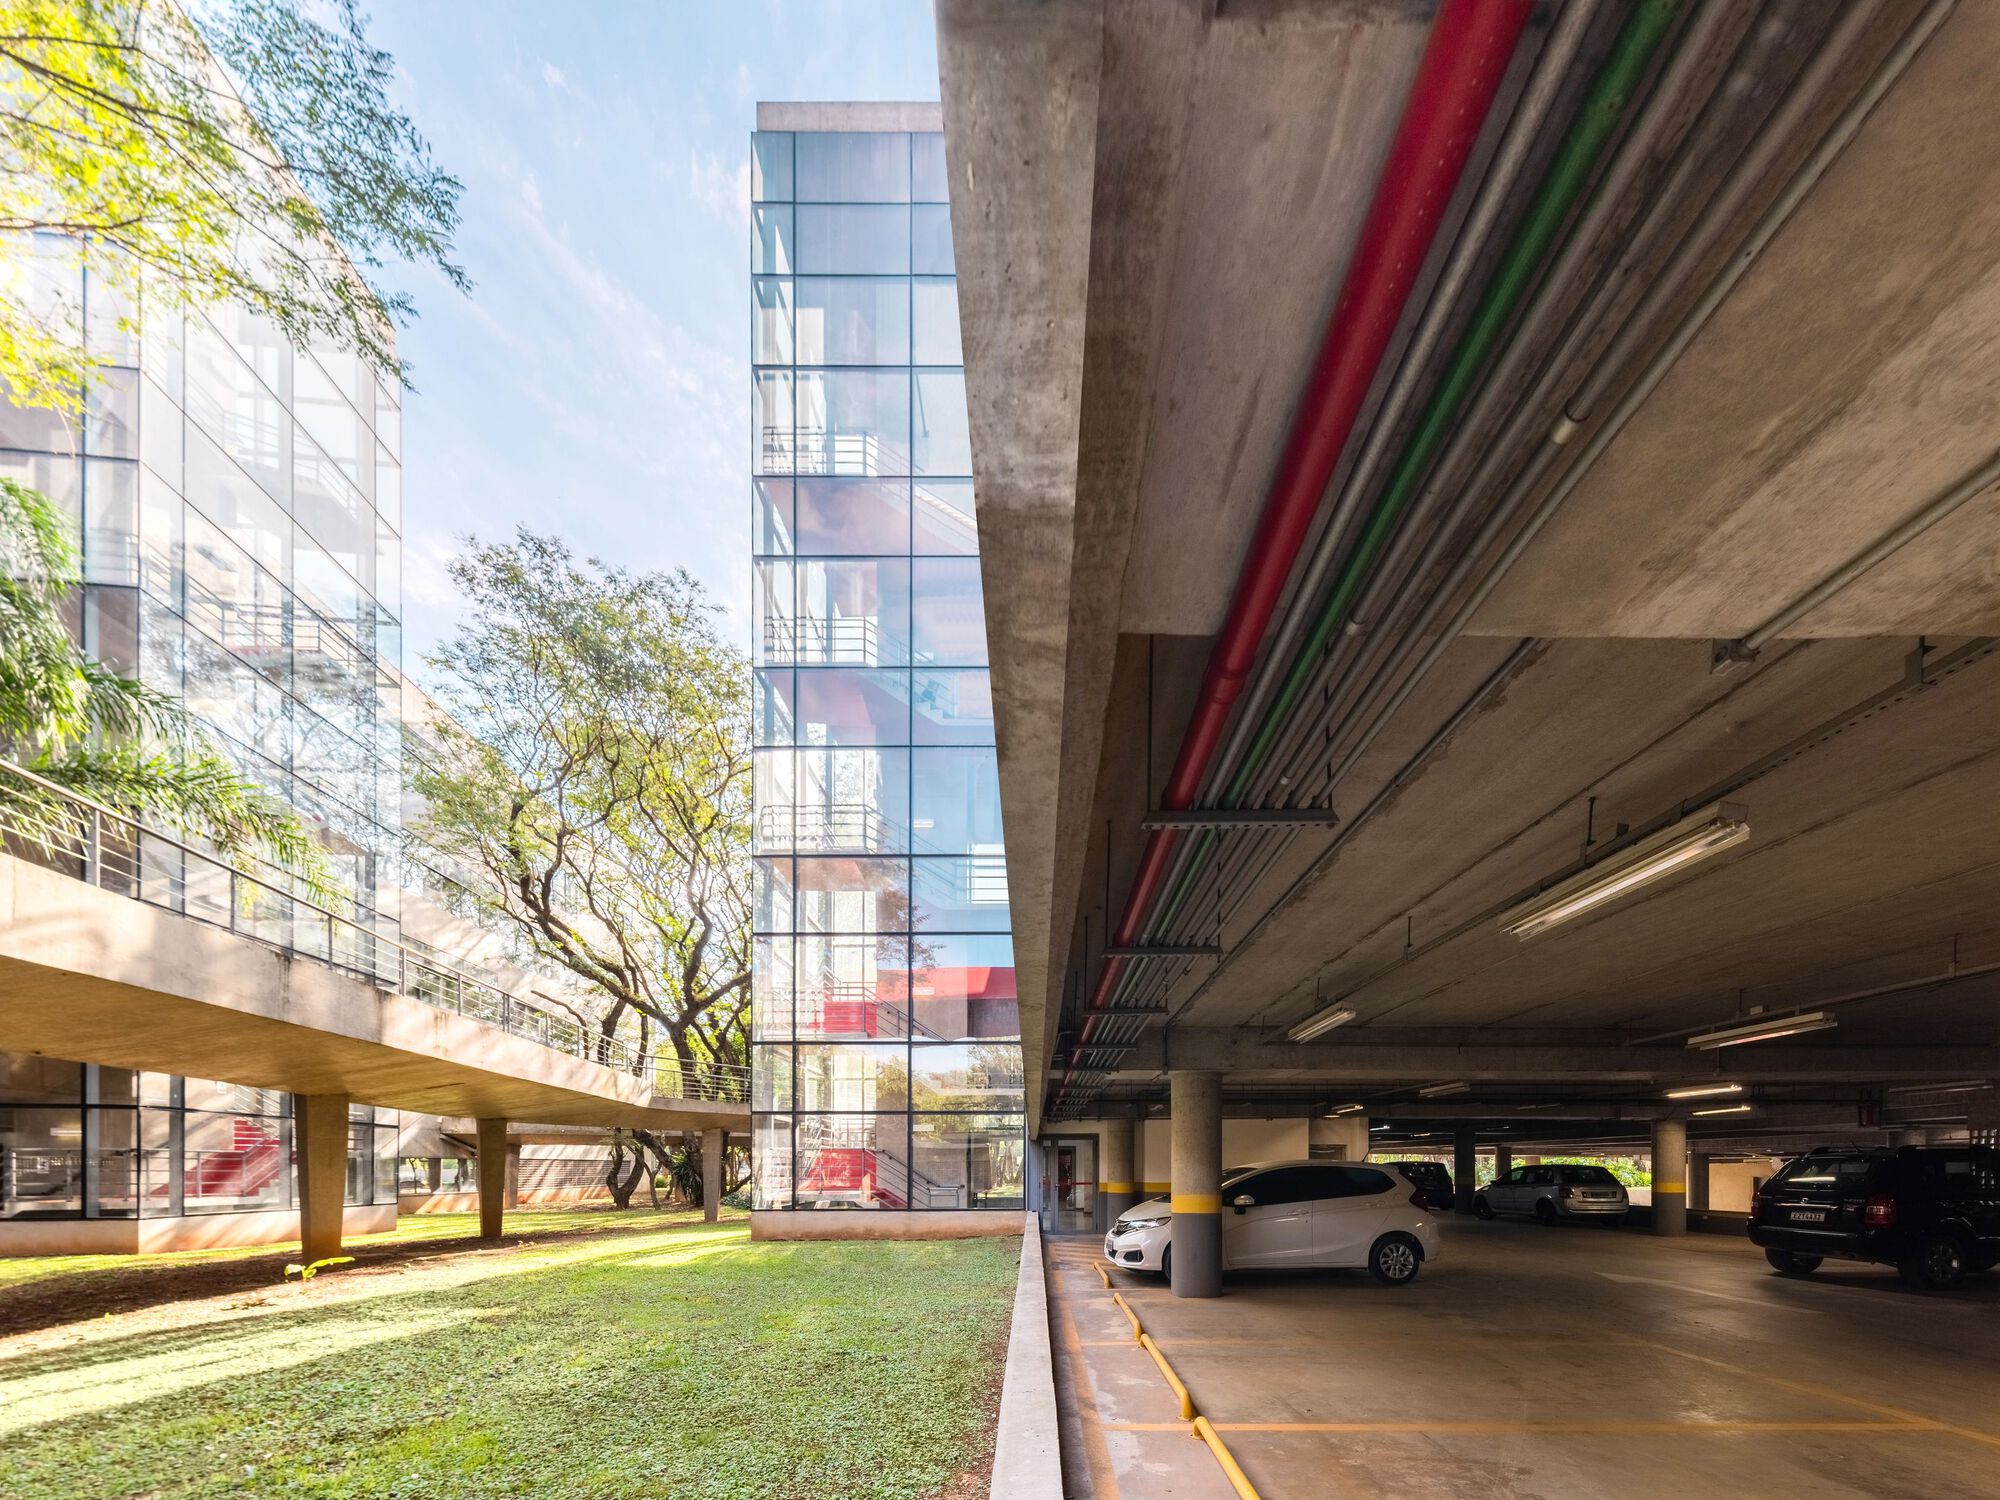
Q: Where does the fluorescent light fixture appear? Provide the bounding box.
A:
[1287,1006,1357,1042]
[1417,1081,1469,1098]
[1369,1124,1394,1133]
[1325,1103,1365,1117]
[1886,1081,1990,1096]
[1691,1103,1754,1117]
[1501,801,1749,940]
[1664,1082,1743,1100]
[1687,1011,1836,1050]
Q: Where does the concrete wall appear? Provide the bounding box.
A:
[1136,1116,1310,1189]
[0,1203,395,1257]
[752,1210,1026,1241]
[1709,1158,1783,1213]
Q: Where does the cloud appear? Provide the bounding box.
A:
[540,60,568,90]
[688,149,751,231]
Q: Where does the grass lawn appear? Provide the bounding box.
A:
[0,1207,1021,1500]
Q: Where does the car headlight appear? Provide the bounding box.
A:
[1116,1215,1170,1233]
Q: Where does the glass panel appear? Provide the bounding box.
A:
[754,668,796,746]
[795,277,910,366]
[909,1045,1025,1112]
[795,668,910,746]
[84,367,138,458]
[913,369,972,477]
[0,1107,84,1218]
[796,557,909,666]
[753,1114,794,1208]
[911,748,1004,855]
[913,480,976,555]
[911,856,1012,935]
[795,478,910,556]
[796,131,910,202]
[912,1115,1024,1209]
[912,668,993,745]
[752,1045,794,1110]
[794,747,909,854]
[796,1048,909,1113]
[912,204,955,276]
[795,856,911,935]
[754,479,794,556]
[753,369,795,476]
[798,934,911,1040]
[912,133,949,202]
[185,1110,288,1214]
[911,934,1019,1041]
[84,458,138,585]
[797,369,910,477]
[796,204,910,275]
[753,559,794,664]
[912,278,962,365]
[753,935,794,1039]
[0,1055,83,1103]
[752,747,794,852]
[793,1112,909,1209]
[911,558,987,666]
[754,857,793,934]
[753,277,794,365]
[752,131,794,202]
[752,205,793,274]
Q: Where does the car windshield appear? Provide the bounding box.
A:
[1558,1166,1617,1185]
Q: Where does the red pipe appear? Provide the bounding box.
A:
[1060,0,1532,1102]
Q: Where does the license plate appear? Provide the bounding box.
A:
[1790,1208,1826,1223]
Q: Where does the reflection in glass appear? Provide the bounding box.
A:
[911,1045,1026,1112]
[911,857,1012,935]
[913,480,977,555]
[912,133,949,202]
[793,1112,911,1209]
[797,1044,909,1113]
[795,856,911,934]
[912,1115,1025,1208]
[911,933,1019,1041]
[797,370,911,477]
[912,668,993,745]
[912,204,954,276]
[754,1113,794,1208]
[795,478,910,556]
[795,668,910,746]
[798,933,910,1040]
[911,558,986,667]
[753,132,794,202]
[796,204,910,275]
[796,278,910,366]
[753,205,794,274]
[796,557,909,666]
[797,132,910,202]
[913,369,972,476]
[912,278,962,366]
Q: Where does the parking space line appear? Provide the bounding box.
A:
[1620,1335,2000,1452]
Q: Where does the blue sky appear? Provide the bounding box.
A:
[365,1,943,671]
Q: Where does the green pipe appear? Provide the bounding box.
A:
[1132,0,1680,955]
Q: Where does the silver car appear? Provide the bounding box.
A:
[1475,1163,1628,1224]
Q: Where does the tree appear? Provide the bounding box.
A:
[0,0,466,412]
[0,476,327,888]
[409,531,753,1077]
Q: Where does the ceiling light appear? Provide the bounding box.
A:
[1886,1081,1990,1096]
[1287,1006,1356,1042]
[1687,1011,1836,1050]
[1369,1124,1394,1132]
[1664,1082,1743,1100]
[1691,1103,1754,1117]
[1500,802,1749,940]
[1325,1103,1365,1117]
[1417,1081,1469,1098]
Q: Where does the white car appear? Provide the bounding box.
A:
[1474,1163,1629,1223]
[1104,1160,1440,1285]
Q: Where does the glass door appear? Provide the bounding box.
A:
[1038,1135,1098,1233]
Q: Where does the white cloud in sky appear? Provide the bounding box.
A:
[539,60,568,89]
[688,149,751,231]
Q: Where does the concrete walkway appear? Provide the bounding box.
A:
[1048,1219,2000,1498]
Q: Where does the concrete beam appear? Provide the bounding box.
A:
[0,854,746,1132]
[1114,1028,2000,1083]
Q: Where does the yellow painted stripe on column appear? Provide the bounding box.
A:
[1655,1182,1687,1194]
[1100,1181,1137,1194]
[1143,1181,1170,1193]
[1171,1193,1222,1214]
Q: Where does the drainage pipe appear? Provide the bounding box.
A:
[1057,0,1534,1099]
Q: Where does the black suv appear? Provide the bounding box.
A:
[1390,1160,1454,1212]
[1747,1146,2000,1290]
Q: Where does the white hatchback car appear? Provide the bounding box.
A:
[1104,1160,1441,1285]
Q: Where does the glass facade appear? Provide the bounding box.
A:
[0,1055,399,1222]
[0,236,405,1224]
[751,120,1025,1212]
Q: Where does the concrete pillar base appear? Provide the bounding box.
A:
[1170,1071,1222,1298]
[1653,1119,1688,1236]
[701,1127,724,1223]
[1100,1115,1139,1230]
[477,1117,508,1240]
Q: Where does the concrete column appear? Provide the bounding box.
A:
[294,1092,350,1262]
[477,1118,508,1239]
[1100,1116,1139,1227]
[1652,1119,1688,1236]
[1688,1152,1711,1213]
[702,1127,724,1222]
[1453,1126,1478,1215]
[1169,1071,1222,1299]
[425,1156,442,1192]
[1494,1145,1514,1179]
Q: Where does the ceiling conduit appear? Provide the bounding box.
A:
[1056,0,1535,1108]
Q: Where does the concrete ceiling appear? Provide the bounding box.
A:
[941,0,2000,1132]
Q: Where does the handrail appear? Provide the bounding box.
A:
[0,757,749,1104]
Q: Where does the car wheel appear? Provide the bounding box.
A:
[1899,1234,1968,1290]
[1765,1248,1822,1275]
[1474,1195,1495,1220]
[1160,1244,1172,1282]
[1368,1232,1422,1286]
[1534,1198,1558,1226]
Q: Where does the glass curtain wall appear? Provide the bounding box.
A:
[751,121,1025,1212]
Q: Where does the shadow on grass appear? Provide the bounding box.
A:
[0,1210,730,1340]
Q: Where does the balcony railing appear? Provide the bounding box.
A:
[0,758,749,1105]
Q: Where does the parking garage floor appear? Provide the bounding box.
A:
[1048,1220,2000,1499]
